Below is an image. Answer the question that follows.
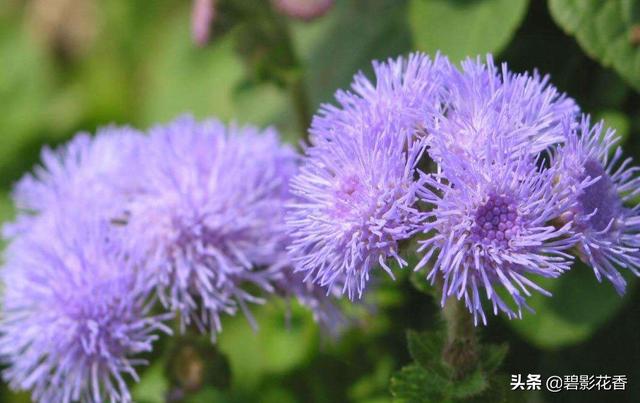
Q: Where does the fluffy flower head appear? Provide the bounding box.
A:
[6,127,144,237]
[553,117,640,293]
[418,139,578,324]
[0,210,169,403]
[127,116,298,337]
[287,53,446,299]
[426,55,577,166]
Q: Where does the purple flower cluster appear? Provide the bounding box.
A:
[2,51,640,401]
[552,117,640,293]
[288,53,640,323]
[287,54,446,299]
[0,116,340,402]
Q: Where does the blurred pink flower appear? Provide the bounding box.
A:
[192,0,216,46]
[271,0,334,21]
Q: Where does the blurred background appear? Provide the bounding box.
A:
[1,0,639,402]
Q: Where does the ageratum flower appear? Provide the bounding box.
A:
[287,54,446,300]
[127,116,298,338]
[313,53,448,145]
[553,117,640,293]
[0,209,170,403]
[6,127,144,237]
[417,138,578,324]
[426,55,577,166]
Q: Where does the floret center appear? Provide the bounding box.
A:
[470,193,520,247]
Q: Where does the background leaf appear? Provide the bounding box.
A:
[293,0,412,107]
[549,0,640,92]
[408,0,529,62]
[506,263,634,349]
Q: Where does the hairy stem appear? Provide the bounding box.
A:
[441,294,479,379]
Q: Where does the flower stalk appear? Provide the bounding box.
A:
[441,292,479,379]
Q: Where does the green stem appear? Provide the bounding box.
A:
[441,293,479,379]
[289,74,312,138]
[274,19,312,139]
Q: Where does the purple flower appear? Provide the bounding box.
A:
[6,126,144,238]
[552,116,640,293]
[287,54,445,300]
[313,53,448,144]
[126,116,298,338]
[426,55,577,166]
[0,208,170,403]
[417,137,578,324]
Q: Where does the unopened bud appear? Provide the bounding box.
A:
[271,0,334,22]
[192,0,216,46]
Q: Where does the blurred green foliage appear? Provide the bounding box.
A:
[1,0,640,402]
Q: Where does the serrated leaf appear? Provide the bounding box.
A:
[468,374,517,403]
[480,344,508,374]
[549,0,640,92]
[408,0,529,62]
[451,369,488,399]
[390,364,448,403]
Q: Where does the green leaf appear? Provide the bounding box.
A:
[506,263,632,349]
[593,109,630,146]
[406,330,445,370]
[0,20,54,182]
[293,0,412,107]
[451,369,488,399]
[132,360,169,403]
[479,343,508,374]
[140,12,244,125]
[408,0,529,62]
[139,6,296,141]
[549,0,640,92]
[217,302,317,388]
[390,364,448,403]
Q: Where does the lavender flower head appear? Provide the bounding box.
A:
[127,116,298,338]
[426,55,577,166]
[0,209,170,403]
[417,137,578,325]
[553,116,640,293]
[287,54,446,300]
[6,126,144,237]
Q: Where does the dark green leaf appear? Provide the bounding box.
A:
[406,330,444,370]
[506,264,632,349]
[408,0,529,62]
[451,369,488,399]
[479,343,508,374]
[390,364,449,403]
[293,0,412,107]
[549,0,640,92]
